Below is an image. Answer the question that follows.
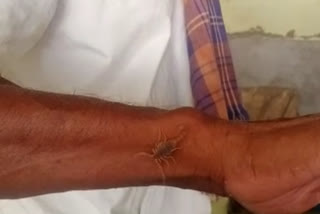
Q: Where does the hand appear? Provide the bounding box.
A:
[161,109,320,214]
[221,119,320,214]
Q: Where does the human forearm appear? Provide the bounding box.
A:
[3,84,320,214]
[0,85,226,198]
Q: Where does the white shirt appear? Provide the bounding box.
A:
[0,0,211,213]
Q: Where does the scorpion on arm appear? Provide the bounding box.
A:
[135,126,186,183]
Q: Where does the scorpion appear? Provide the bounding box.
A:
[135,126,186,183]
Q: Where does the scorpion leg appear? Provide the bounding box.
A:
[134,152,153,158]
[160,157,170,167]
[155,159,166,184]
[168,156,177,165]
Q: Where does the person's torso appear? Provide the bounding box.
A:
[1,0,194,109]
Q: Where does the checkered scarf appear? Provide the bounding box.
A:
[184,0,248,120]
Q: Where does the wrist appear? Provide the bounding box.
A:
[159,107,231,195]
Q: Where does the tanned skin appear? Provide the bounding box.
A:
[0,77,320,214]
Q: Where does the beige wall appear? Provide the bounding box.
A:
[220,0,320,37]
[220,1,320,114]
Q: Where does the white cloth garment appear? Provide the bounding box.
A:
[0,0,211,214]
